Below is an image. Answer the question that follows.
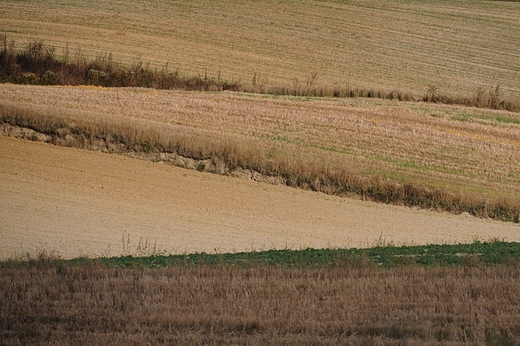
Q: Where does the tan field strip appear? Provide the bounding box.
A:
[1,0,520,99]
[1,135,519,260]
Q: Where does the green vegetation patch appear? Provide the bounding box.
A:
[102,242,520,268]
[5,241,520,269]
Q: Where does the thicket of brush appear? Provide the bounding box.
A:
[1,254,520,345]
[0,35,240,91]
[1,35,518,111]
[1,101,519,223]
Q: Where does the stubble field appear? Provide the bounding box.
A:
[2,262,520,345]
[2,0,520,99]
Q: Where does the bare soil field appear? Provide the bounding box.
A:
[2,0,520,99]
[1,135,519,260]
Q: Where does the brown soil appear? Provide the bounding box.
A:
[1,135,518,260]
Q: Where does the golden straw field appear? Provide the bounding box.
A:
[2,264,520,345]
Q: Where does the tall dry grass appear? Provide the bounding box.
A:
[421,84,519,112]
[1,260,520,345]
[0,35,418,101]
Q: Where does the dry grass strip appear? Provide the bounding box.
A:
[1,262,520,345]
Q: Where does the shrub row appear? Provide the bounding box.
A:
[0,35,239,91]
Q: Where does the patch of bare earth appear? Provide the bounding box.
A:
[1,135,518,259]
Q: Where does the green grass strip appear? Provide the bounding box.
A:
[3,241,520,269]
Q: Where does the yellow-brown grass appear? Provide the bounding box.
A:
[1,261,520,345]
[1,0,520,100]
[1,84,519,221]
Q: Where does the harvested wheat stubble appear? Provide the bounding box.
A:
[1,0,519,99]
[1,135,519,260]
[2,264,520,345]
[1,84,519,201]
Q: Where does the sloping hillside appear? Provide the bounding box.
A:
[1,0,519,99]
